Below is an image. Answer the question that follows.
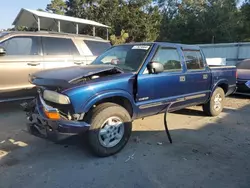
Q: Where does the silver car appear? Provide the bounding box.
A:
[0,31,111,102]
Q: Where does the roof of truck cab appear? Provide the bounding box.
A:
[156,42,200,50]
[115,42,201,50]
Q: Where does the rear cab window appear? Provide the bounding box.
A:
[183,50,205,70]
[84,40,111,56]
[41,37,79,55]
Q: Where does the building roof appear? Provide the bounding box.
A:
[12,8,110,34]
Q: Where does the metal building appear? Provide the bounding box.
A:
[199,42,250,66]
[12,8,110,40]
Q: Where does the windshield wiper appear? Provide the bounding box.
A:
[113,66,125,73]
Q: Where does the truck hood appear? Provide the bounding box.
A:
[30,65,124,88]
[237,69,250,80]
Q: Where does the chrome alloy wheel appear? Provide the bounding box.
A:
[98,116,125,148]
[214,93,222,111]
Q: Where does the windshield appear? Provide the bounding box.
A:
[91,44,152,72]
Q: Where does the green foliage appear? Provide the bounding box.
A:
[157,0,241,43]
[7,26,36,31]
[46,0,67,15]
[40,0,250,44]
[64,0,161,42]
[239,1,250,41]
[110,29,129,45]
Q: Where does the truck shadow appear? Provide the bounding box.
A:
[0,101,29,114]
[172,106,239,117]
[1,100,250,188]
[229,94,250,99]
[171,107,206,117]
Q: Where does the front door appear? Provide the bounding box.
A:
[136,45,187,118]
[0,36,43,98]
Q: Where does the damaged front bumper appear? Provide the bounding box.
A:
[24,95,90,141]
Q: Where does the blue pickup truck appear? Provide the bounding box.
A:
[24,42,237,157]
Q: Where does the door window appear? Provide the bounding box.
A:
[184,50,205,70]
[0,36,39,55]
[84,40,111,56]
[152,47,182,72]
[42,37,79,55]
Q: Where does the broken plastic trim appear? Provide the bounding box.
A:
[68,67,124,85]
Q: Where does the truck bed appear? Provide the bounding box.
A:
[210,66,237,96]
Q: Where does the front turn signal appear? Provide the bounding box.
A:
[44,108,60,120]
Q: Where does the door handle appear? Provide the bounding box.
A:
[74,61,83,65]
[27,62,40,66]
[180,76,186,82]
[203,74,208,79]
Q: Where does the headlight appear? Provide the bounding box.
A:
[43,90,70,104]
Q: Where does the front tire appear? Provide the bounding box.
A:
[203,87,225,116]
[86,103,132,157]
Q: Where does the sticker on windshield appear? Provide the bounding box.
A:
[132,45,150,50]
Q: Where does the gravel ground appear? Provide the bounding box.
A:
[0,95,250,188]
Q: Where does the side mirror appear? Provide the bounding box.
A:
[147,62,164,74]
[0,47,6,56]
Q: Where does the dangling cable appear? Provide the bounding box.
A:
[163,102,175,144]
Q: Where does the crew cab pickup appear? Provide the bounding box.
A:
[24,42,237,157]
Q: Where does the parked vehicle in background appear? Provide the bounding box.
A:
[235,59,250,95]
[24,42,237,157]
[0,31,111,102]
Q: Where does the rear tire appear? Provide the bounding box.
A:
[86,103,132,157]
[203,87,225,116]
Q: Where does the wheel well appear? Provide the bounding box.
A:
[94,96,133,118]
[217,83,228,94]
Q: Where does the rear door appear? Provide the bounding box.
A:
[183,49,211,101]
[0,35,42,96]
[41,37,78,69]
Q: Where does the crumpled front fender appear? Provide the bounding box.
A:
[81,90,137,116]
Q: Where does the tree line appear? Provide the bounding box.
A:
[18,0,250,44]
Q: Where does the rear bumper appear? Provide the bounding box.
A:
[26,97,90,141]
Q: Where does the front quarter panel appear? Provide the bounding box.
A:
[62,73,136,114]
